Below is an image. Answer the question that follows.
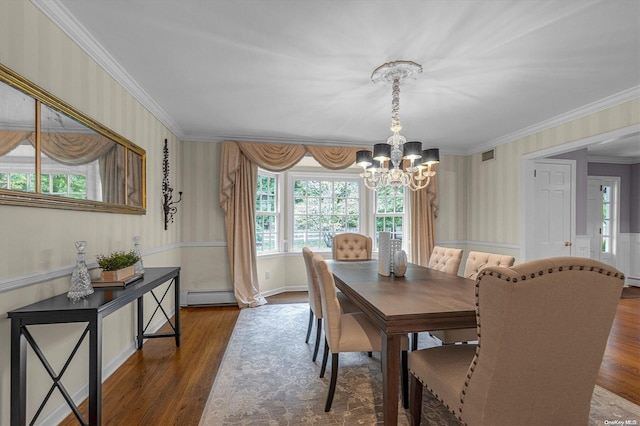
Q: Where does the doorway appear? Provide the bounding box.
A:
[587,176,620,268]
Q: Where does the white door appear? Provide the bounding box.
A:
[531,162,574,259]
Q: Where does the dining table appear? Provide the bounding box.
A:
[326,259,476,425]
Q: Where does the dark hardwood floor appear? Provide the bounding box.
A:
[60,291,639,425]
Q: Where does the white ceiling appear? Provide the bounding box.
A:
[33,0,640,159]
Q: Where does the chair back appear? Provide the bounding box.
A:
[427,246,463,275]
[463,251,515,280]
[312,254,343,351]
[302,247,323,318]
[461,257,624,425]
[332,233,372,260]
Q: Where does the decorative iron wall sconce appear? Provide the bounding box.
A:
[162,138,182,230]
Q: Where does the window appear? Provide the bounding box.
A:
[601,185,611,253]
[374,186,407,246]
[255,172,278,253]
[291,175,362,251]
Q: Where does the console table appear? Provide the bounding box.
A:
[8,266,181,426]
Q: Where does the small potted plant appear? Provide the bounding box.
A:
[96,250,140,281]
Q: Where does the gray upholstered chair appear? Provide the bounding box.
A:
[302,247,358,362]
[412,246,464,350]
[312,254,410,411]
[430,251,515,345]
[408,257,625,425]
[332,232,372,260]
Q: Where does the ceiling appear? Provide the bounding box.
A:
[33,0,640,159]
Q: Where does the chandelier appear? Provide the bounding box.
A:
[356,60,439,191]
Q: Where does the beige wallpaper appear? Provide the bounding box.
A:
[0,1,182,423]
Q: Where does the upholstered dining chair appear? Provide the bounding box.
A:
[427,246,463,274]
[312,254,410,412]
[412,246,464,350]
[408,257,624,426]
[430,251,515,345]
[302,247,359,362]
[332,232,372,260]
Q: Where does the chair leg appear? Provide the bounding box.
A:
[401,350,409,409]
[325,353,339,412]
[368,351,372,357]
[409,374,423,426]
[320,338,329,378]
[312,318,322,362]
[305,309,313,343]
[412,332,418,351]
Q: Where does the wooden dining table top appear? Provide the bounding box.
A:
[325,259,477,425]
[326,259,477,334]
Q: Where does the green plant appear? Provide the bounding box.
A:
[96,250,140,271]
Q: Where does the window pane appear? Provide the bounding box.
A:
[292,177,361,250]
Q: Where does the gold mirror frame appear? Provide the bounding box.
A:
[0,63,146,214]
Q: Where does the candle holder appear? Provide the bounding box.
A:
[163,138,182,230]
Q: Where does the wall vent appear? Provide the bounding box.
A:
[482,149,495,162]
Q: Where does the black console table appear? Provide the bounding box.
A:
[8,266,181,426]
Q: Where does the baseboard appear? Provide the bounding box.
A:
[186,290,236,305]
[38,308,175,426]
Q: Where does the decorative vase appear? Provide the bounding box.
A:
[393,249,408,277]
[378,232,391,276]
[67,241,94,301]
[133,235,145,275]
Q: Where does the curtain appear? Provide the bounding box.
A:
[409,168,439,266]
[99,145,126,204]
[40,133,115,165]
[0,131,33,155]
[219,141,360,308]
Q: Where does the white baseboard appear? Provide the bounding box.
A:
[38,309,175,426]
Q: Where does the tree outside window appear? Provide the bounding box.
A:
[292,177,360,251]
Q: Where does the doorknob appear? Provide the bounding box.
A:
[564,241,573,247]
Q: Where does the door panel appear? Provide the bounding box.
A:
[532,163,572,259]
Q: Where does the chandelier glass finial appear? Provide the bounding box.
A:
[356,60,439,191]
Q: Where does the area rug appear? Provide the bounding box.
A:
[200,303,640,425]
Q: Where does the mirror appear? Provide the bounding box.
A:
[0,64,146,214]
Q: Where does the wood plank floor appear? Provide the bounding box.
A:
[60,292,639,425]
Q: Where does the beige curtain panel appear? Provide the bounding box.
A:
[410,168,439,266]
[220,140,438,306]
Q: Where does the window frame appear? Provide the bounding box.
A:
[255,169,282,255]
[287,171,367,253]
[373,186,410,250]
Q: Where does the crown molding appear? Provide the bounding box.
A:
[30,0,185,139]
[469,86,640,155]
[588,155,640,165]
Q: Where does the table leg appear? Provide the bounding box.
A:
[137,296,144,349]
[89,316,103,426]
[174,275,181,347]
[11,319,26,426]
[382,332,401,425]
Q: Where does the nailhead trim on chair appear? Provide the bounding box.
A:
[455,260,625,421]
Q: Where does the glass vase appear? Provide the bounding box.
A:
[68,241,94,301]
[133,236,145,275]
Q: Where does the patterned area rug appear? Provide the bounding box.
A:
[200,303,640,425]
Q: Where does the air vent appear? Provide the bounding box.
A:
[482,149,495,162]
